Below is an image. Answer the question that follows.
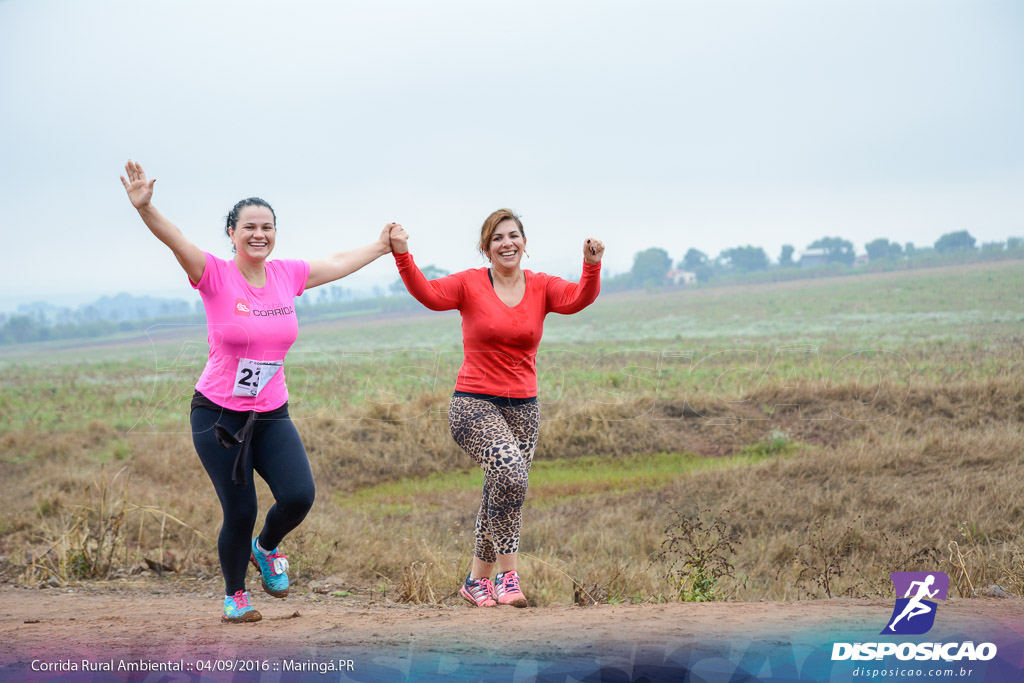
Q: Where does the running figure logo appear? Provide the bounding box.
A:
[881,572,949,635]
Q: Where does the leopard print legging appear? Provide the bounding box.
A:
[448,396,541,563]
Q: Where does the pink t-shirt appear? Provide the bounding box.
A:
[191,252,310,412]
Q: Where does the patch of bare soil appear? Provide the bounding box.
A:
[1,579,1021,681]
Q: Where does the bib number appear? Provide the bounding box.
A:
[233,358,283,398]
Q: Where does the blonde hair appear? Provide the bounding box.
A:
[479,209,525,256]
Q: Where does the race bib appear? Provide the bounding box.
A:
[232,358,284,398]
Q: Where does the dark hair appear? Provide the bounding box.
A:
[225,197,276,251]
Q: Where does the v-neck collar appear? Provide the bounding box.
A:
[487,268,527,308]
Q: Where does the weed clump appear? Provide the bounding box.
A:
[946,520,1024,598]
[659,508,738,602]
[19,467,207,586]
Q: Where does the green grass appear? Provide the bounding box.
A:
[735,430,799,458]
[341,448,802,515]
[1,261,1021,432]
[2,264,1015,438]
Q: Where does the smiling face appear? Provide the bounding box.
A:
[229,205,276,260]
[486,218,527,270]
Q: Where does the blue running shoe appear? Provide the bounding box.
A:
[250,538,290,597]
[222,590,261,623]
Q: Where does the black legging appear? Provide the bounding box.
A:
[190,403,315,595]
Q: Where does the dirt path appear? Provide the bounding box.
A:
[1,580,1022,681]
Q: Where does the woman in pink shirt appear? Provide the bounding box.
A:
[121,160,395,622]
[389,209,605,608]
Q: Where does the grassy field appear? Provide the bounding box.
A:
[1,260,1023,604]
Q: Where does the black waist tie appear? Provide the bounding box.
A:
[190,391,290,486]
[452,390,538,407]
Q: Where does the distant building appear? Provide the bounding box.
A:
[854,253,869,266]
[798,248,829,267]
[666,269,697,286]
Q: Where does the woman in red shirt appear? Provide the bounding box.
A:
[389,209,604,607]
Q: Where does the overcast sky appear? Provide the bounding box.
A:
[2,0,1022,311]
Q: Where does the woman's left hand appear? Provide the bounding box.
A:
[389,223,409,254]
[583,238,605,264]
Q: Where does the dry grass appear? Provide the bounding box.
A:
[3,374,1024,602]
[3,262,1023,601]
[2,371,1023,603]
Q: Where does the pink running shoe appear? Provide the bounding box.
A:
[460,575,497,607]
[495,570,528,607]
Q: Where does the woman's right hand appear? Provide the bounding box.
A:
[120,160,156,209]
[118,160,206,284]
[390,223,409,254]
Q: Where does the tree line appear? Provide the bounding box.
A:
[0,282,431,346]
[1,232,1019,345]
[605,230,1022,291]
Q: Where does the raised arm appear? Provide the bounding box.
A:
[120,160,206,284]
[389,224,462,311]
[546,238,605,314]
[306,224,394,289]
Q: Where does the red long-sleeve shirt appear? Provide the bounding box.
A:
[394,251,601,398]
